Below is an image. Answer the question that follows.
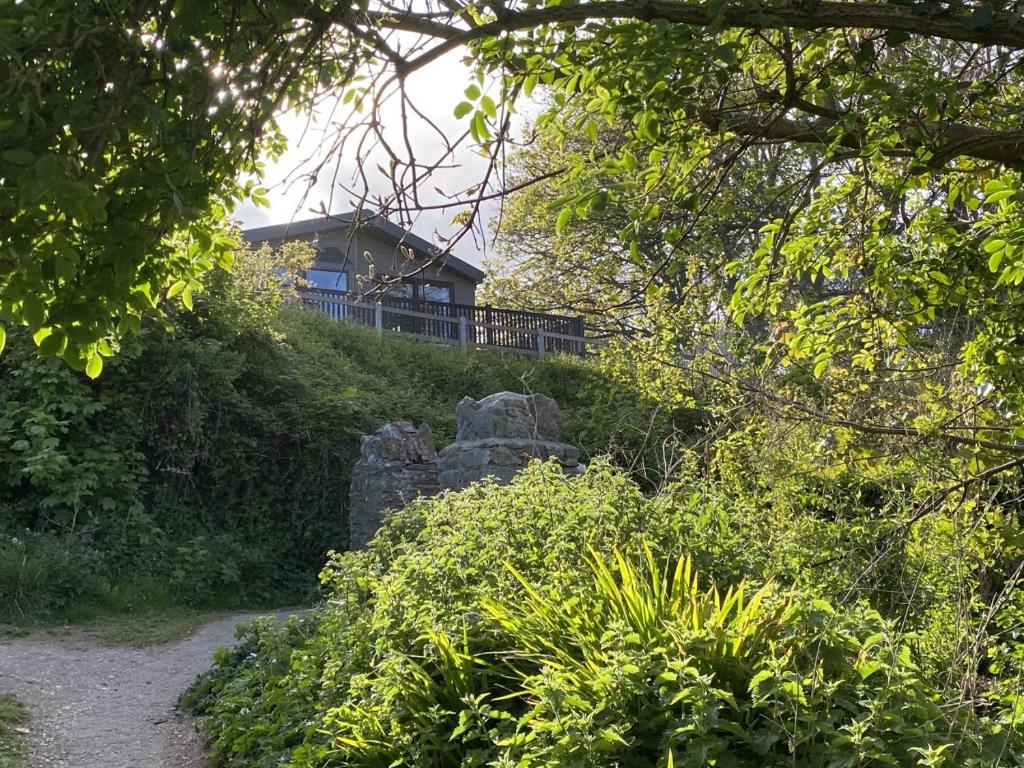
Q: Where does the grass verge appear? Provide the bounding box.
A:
[0,693,29,768]
[1,602,310,648]
[69,608,234,647]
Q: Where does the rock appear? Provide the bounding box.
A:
[359,421,436,463]
[439,394,581,492]
[348,421,439,549]
[455,392,562,442]
[347,396,585,546]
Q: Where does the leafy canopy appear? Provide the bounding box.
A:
[0,0,320,373]
[7,0,1024,391]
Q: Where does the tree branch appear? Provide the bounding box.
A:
[704,109,1024,169]
[377,0,1024,75]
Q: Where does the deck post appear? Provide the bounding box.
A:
[374,302,383,336]
[459,316,468,351]
[537,328,546,360]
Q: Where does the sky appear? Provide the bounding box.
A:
[233,51,512,269]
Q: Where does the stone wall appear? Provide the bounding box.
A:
[437,392,583,492]
[348,393,584,548]
[347,421,439,549]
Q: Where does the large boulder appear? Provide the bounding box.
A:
[439,393,582,492]
[455,392,563,442]
[348,422,439,549]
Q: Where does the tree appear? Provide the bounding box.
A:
[419,0,1024,478]
[0,0,322,373]
[7,0,1024,473]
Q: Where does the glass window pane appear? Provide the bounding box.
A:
[386,281,414,298]
[306,270,348,291]
[421,283,452,303]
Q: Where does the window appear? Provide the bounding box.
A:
[306,269,348,291]
[372,276,455,303]
[421,283,452,303]
[382,281,411,298]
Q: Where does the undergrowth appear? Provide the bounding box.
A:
[0,245,695,622]
[183,461,1024,768]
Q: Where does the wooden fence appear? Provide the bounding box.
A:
[298,288,588,358]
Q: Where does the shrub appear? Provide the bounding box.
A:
[185,462,1021,768]
[178,615,318,768]
[1,240,691,616]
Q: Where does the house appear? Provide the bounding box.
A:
[243,210,587,357]
[242,211,485,306]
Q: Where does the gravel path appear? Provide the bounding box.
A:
[0,610,304,768]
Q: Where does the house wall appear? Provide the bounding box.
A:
[256,226,477,305]
[345,230,477,306]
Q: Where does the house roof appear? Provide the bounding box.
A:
[242,211,486,284]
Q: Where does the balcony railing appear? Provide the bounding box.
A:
[297,288,588,358]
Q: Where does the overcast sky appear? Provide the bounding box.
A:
[233,52,512,268]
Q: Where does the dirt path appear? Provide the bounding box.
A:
[0,610,305,768]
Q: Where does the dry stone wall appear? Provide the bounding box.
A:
[347,421,439,549]
[348,392,583,548]
[437,392,583,491]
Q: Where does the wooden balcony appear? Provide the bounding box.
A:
[297,288,588,358]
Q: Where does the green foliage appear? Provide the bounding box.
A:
[178,615,318,767]
[0,0,328,368]
[0,532,106,620]
[0,693,29,768]
[184,462,1021,768]
[0,238,675,618]
[0,328,147,535]
[987,586,1024,732]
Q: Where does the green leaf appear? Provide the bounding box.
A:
[629,239,642,264]
[555,207,572,235]
[472,111,490,142]
[454,101,473,119]
[182,287,194,310]
[167,280,188,298]
[638,113,660,143]
[85,353,104,379]
[195,227,213,251]
[480,95,497,119]
[857,660,883,679]
[1,148,35,166]
[36,329,66,356]
[929,270,952,286]
[985,189,1015,204]
[989,252,1004,272]
[464,84,481,100]
[0,325,5,355]
[21,296,45,331]
[61,345,88,372]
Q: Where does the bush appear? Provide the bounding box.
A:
[0,532,107,620]
[184,462,1021,768]
[0,240,693,617]
[178,615,318,768]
